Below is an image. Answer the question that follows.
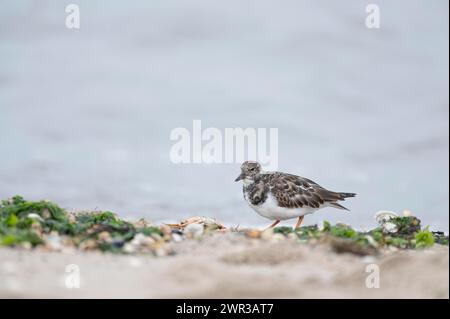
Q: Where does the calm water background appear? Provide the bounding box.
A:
[0,0,448,230]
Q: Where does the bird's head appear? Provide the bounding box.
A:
[234,161,262,183]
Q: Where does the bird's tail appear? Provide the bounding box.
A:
[327,192,356,211]
[338,192,356,199]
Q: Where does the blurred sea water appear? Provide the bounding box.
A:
[0,0,448,230]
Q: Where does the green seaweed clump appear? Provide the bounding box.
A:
[373,215,432,249]
[0,196,164,254]
[273,215,447,255]
[388,216,421,236]
[273,226,294,235]
[324,223,358,238]
[0,195,65,247]
[415,227,435,249]
[294,225,321,240]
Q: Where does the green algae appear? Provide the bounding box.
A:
[273,226,294,235]
[277,216,447,254]
[415,227,435,249]
[0,196,162,252]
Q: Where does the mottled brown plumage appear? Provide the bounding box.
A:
[246,172,354,210]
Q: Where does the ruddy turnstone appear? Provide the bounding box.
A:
[235,161,356,229]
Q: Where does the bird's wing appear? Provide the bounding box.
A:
[268,173,340,209]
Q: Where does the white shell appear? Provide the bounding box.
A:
[374,210,398,224]
[382,222,398,234]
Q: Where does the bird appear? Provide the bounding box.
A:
[235,161,356,229]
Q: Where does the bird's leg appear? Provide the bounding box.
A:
[264,220,280,230]
[294,216,304,229]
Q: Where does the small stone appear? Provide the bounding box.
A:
[128,233,155,251]
[68,213,77,223]
[172,233,184,242]
[98,231,111,242]
[42,209,51,219]
[79,239,97,251]
[403,210,413,217]
[31,222,43,235]
[246,229,262,239]
[142,236,155,246]
[150,233,163,242]
[110,238,125,248]
[184,223,204,239]
[132,233,147,244]
[133,218,148,228]
[123,243,136,254]
[46,232,63,251]
[20,242,32,250]
[160,225,172,236]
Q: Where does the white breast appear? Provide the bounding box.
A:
[246,192,318,221]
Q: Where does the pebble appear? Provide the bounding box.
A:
[150,233,163,242]
[46,232,63,251]
[246,229,262,239]
[184,223,204,239]
[41,209,51,219]
[172,233,184,242]
[123,243,136,254]
[98,231,112,242]
[160,225,172,236]
[79,239,97,251]
[403,210,413,217]
[68,213,77,223]
[131,233,155,246]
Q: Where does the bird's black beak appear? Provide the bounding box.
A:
[234,173,244,182]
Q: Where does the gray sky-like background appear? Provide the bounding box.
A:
[0,0,448,230]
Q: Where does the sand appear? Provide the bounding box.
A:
[0,232,448,299]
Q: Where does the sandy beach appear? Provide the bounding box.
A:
[1,232,448,299]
